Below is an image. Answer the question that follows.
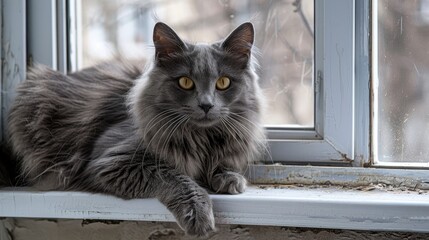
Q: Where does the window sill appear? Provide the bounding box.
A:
[1,185,428,233]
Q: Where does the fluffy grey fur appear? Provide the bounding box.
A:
[7,22,265,236]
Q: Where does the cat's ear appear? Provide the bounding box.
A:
[221,22,254,61]
[153,22,186,60]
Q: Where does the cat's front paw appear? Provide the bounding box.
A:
[172,190,216,237]
[212,171,247,194]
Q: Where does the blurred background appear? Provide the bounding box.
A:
[377,0,429,163]
[80,0,315,127]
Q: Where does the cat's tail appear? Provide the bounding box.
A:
[0,141,21,187]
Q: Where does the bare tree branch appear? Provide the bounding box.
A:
[293,0,314,38]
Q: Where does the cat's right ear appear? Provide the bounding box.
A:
[153,22,186,61]
[221,22,254,61]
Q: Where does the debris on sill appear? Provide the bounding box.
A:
[255,182,429,194]
[247,164,429,192]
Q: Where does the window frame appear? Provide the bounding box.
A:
[1,0,26,142]
[26,0,80,73]
[269,0,365,165]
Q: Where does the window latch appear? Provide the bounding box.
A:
[315,70,322,93]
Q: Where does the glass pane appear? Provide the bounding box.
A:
[377,0,429,163]
[80,0,314,127]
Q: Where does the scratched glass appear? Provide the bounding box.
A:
[80,0,314,127]
[377,0,429,163]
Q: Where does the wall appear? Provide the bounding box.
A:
[1,218,428,240]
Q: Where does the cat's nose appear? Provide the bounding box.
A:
[199,103,214,114]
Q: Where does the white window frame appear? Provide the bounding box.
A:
[2,0,429,233]
[26,0,81,73]
[269,0,368,166]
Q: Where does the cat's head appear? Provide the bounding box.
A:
[133,22,263,131]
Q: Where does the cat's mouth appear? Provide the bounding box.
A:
[191,115,220,127]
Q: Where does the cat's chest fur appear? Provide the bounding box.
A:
[143,123,254,179]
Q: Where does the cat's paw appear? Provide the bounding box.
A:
[173,190,216,237]
[212,171,247,194]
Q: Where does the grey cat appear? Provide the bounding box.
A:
[7,22,265,236]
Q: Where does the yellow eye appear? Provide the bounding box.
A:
[216,77,231,90]
[178,77,194,90]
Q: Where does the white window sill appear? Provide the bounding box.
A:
[1,186,428,233]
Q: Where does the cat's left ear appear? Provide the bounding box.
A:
[221,22,254,61]
[153,22,186,61]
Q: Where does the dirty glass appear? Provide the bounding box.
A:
[377,0,429,163]
[80,0,314,127]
